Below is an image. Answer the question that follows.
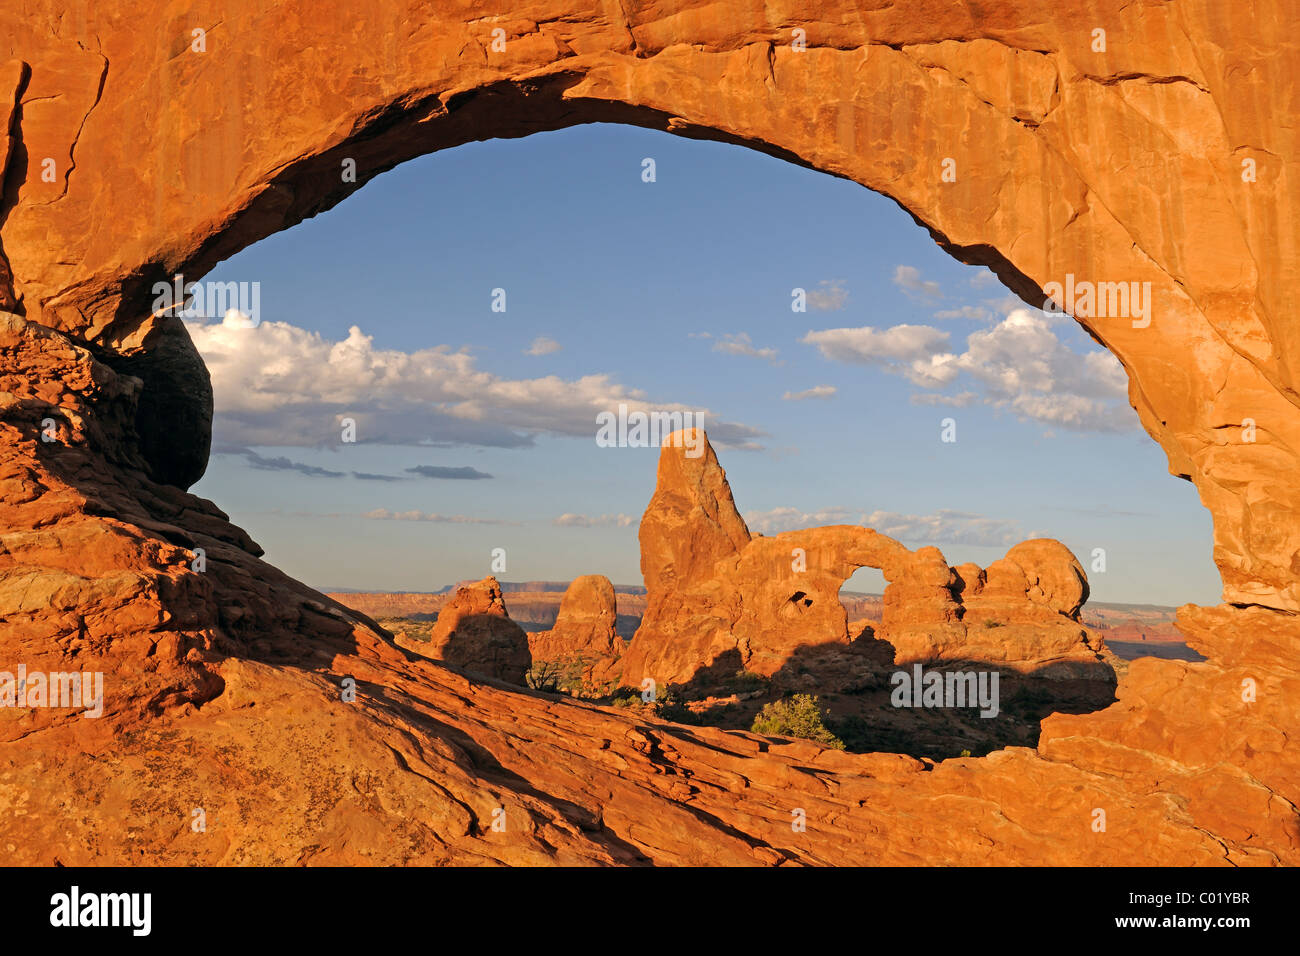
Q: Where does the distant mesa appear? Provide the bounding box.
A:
[448,580,646,596]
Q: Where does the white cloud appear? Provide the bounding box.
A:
[186,318,763,450]
[526,336,561,355]
[742,505,1037,547]
[863,509,1040,548]
[946,310,1133,430]
[363,509,512,525]
[222,308,257,329]
[803,308,1137,432]
[933,305,991,321]
[905,352,962,387]
[893,265,943,299]
[743,506,860,534]
[783,385,837,401]
[713,332,780,364]
[985,293,1043,318]
[553,513,636,528]
[806,279,848,311]
[800,324,951,365]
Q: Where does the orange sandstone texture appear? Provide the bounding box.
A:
[0,1,1296,865]
[886,539,1111,676]
[0,311,1295,865]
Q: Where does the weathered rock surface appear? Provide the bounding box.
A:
[0,1,1297,866]
[3,0,1300,611]
[396,576,530,684]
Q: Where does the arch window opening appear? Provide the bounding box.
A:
[187,123,1214,758]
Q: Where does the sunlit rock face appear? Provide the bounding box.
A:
[528,576,622,661]
[0,1,1296,865]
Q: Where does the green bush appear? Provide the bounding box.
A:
[654,697,701,725]
[606,686,700,724]
[751,694,845,749]
[728,669,770,694]
[524,660,564,693]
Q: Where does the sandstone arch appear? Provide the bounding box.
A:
[3,3,1300,615]
[622,428,1115,689]
[0,2,1297,864]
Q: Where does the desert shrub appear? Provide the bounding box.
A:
[380,618,435,642]
[605,685,701,723]
[639,686,697,724]
[526,656,614,697]
[524,660,564,693]
[751,694,845,749]
[576,676,620,700]
[727,670,770,694]
[654,699,701,725]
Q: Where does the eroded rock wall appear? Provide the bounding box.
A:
[0,2,1296,865]
[2,1,1299,608]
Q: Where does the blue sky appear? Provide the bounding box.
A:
[186,123,1219,606]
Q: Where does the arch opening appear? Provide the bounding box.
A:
[177,122,1212,757]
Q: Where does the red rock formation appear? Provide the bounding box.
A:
[622,429,1107,686]
[884,539,1111,676]
[528,574,622,663]
[0,320,1294,862]
[0,0,1297,866]
[396,576,530,684]
[3,2,1299,612]
[878,546,967,654]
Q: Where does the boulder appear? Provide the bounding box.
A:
[527,574,624,685]
[398,576,530,684]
